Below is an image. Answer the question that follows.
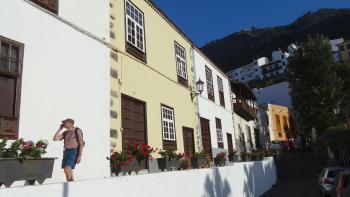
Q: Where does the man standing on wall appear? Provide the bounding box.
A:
[53,118,84,181]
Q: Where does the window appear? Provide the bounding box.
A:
[347,44,350,50]
[30,0,58,14]
[275,115,281,131]
[217,76,225,107]
[282,116,288,130]
[205,66,215,101]
[340,45,345,51]
[161,106,176,141]
[216,118,223,148]
[278,132,282,138]
[348,52,350,59]
[246,125,253,148]
[125,0,146,62]
[174,42,187,86]
[0,36,23,139]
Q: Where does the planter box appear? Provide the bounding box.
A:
[156,158,181,172]
[214,158,226,167]
[0,158,56,187]
[228,154,238,163]
[191,157,207,169]
[111,160,141,176]
[167,158,180,171]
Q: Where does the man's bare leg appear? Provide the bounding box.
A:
[64,166,74,181]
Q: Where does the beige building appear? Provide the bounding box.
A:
[259,103,296,141]
[108,0,200,157]
[339,39,350,62]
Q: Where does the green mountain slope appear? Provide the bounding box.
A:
[201,9,350,72]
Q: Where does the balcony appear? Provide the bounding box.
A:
[233,100,256,121]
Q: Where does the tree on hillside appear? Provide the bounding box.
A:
[287,34,343,135]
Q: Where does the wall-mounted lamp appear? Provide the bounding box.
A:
[191,78,204,100]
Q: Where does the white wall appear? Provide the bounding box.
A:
[0,158,277,197]
[0,0,110,183]
[233,113,256,151]
[193,49,235,154]
[253,82,292,108]
[58,0,110,39]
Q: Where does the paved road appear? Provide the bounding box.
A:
[262,151,323,197]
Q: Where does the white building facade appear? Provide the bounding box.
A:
[193,49,236,158]
[0,0,111,184]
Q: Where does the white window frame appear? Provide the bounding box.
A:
[216,118,223,143]
[161,106,176,141]
[175,42,187,80]
[216,127,223,143]
[125,0,145,52]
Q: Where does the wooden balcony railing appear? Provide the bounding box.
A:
[233,100,256,121]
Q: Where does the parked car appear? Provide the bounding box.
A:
[270,141,282,150]
[331,171,350,197]
[318,167,349,196]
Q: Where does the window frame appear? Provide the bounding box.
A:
[161,105,176,141]
[124,0,147,62]
[0,35,24,140]
[205,66,215,102]
[217,76,225,107]
[275,114,281,131]
[216,118,223,143]
[174,41,188,86]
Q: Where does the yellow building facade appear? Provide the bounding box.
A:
[261,104,296,141]
[109,0,199,156]
[339,39,350,62]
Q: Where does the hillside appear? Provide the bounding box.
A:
[201,9,350,72]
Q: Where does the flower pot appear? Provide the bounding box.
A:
[121,160,140,175]
[0,158,56,187]
[157,158,167,172]
[214,158,226,167]
[228,153,238,163]
[167,158,180,171]
[191,157,207,169]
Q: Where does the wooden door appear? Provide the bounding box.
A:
[182,127,195,158]
[121,95,147,151]
[200,118,212,160]
[226,133,234,153]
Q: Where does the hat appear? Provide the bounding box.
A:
[62,118,75,124]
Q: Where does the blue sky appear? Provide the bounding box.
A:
[153,0,350,46]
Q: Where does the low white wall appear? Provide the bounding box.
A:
[0,158,276,197]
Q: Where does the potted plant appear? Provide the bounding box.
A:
[214,152,226,167]
[240,151,250,162]
[180,156,192,170]
[251,150,264,161]
[157,149,183,171]
[107,151,131,176]
[191,151,208,169]
[0,138,56,187]
[228,149,238,163]
[127,143,155,173]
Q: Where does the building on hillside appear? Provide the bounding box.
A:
[109,0,200,158]
[339,39,350,63]
[193,49,235,159]
[230,81,259,152]
[253,81,292,108]
[330,38,344,63]
[226,57,268,84]
[1,0,111,183]
[226,48,291,84]
[259,104,297,142]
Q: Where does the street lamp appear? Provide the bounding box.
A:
[191,78,204,100]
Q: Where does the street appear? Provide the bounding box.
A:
[262,151,323,197]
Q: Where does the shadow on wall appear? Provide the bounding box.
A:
[202,168,232,197]
[243,160,276,197]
